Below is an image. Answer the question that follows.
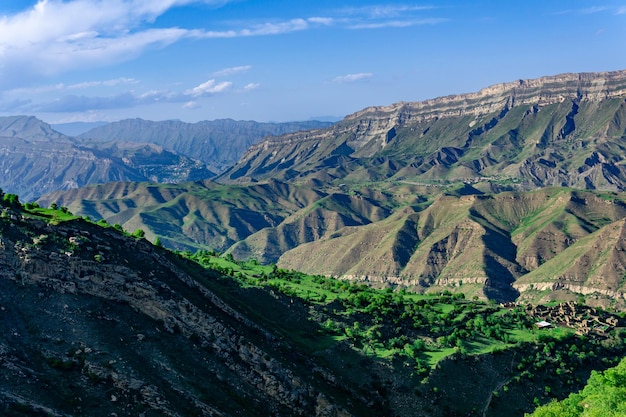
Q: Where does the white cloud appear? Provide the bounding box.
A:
[332,73,374,83]
[183,100,200,109]
[4,77,138,96]
[68,78,139,89]
[2,74,250,113]
[340,5,435,18]
[308,17,334,25]
[186,79,232,96]
[197,18,316,38]
[554,6,611,15]
[349,18,448,30]
[211,65,252,77]
[0,1,441,87]
[0,0,232,82]
[242,83,260,91]
[331,5,446,31]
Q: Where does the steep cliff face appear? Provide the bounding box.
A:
[221,70,626,190]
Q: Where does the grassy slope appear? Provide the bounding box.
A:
[36,177,626,307]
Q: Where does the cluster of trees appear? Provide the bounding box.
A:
[179,248,626,396]
[0,188,20,208]
[0,188,71,215]
[529,356,626,416]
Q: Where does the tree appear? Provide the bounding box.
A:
[154,237,162,247]
[132,229,145,239]
[3,193,20,207]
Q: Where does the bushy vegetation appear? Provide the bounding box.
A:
[180,250,626,387]
[528,356,626,416]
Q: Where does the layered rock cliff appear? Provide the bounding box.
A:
[221,69,626,190]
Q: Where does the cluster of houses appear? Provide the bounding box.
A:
[526,302,621,336]
[500,301,623,336]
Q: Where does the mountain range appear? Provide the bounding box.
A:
[0,116,331,200]
[221,69,626,191]
[79,118,333,173]
[4,69,626,416]
[36,69,626,306]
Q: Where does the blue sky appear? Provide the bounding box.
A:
[0,1,625,124]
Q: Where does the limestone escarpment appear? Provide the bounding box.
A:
[347,69,626,123]
[220,69,626,190]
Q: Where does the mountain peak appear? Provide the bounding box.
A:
[0,115,68,142]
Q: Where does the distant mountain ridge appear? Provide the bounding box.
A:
[0,115,69,142]
[0,116,332,200]
[80,118,334,173]
[51,120,108,136]
[0,116,215,200]
[221,69,626,191]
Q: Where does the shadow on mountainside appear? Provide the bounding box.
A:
[480,228,523,303]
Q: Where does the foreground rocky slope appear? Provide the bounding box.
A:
[221,70,626,191]
[0,206,360,416]
[2,202,625,417]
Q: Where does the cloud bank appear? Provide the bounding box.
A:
[0,1,446,84]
